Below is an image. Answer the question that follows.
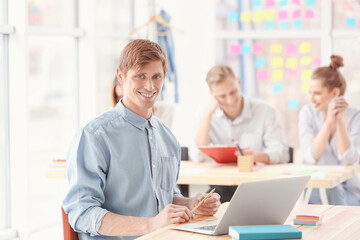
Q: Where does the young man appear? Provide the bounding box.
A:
[195,65,289,202]
[63,39,220,240]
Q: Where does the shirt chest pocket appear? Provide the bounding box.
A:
[159,157,178,192]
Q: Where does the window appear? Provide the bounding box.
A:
[0,34,6,231]
[27,36,76,231]
[28,0,74,27]
[94,0,133,113]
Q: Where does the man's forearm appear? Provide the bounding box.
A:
[195,113,213,146]
[98,212,153,237]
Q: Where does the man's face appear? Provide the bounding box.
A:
[210,76,242,114]
[117,61,164,118]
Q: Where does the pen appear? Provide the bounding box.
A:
[191,188,216,213]
[234,141,244,156]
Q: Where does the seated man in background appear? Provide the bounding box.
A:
[63,39,220,240]
[195,65,289,202]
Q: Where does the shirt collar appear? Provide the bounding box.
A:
[217,95,252,123]
[115,99,155,130]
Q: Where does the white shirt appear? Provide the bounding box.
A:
[298,104,360,198]
[208,96,289,164]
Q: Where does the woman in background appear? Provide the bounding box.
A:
[299,55,360,205]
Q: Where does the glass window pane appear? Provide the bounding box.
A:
[95,39,128,113]
[216,0,321,31]
[28,0,74,27]
[333,38,360,106]
[0,35,6,231]
[95,0,132,31]
[216,38,321,153]
[333,0,360,29]
[28,36,75,232]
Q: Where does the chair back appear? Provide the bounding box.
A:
[61,206,79,240]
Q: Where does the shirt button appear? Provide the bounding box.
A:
[153,164,156,168]
[149,136,152,140]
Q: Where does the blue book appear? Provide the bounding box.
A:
[229,225,302,240]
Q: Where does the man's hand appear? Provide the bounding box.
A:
[149,204,193,231]
[205,96,219,116]
[189,192,221,216]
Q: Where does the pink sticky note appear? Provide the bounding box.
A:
[286,43,297,54]
[265,0,275,7]
[305,9,315,19]
[252,44,263,54]
[292,9,301,19]
[230,44,241,55]
[286,70,298,78]
[278,11,288,20]
[257,70,268,81]
[292,0,300,5]
[313,57,321,66]
[345,3,355,13]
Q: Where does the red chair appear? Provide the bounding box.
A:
[61,206,79,240]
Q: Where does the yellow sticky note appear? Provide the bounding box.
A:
[271,44,283,54]
[253,11,263,22]
[271,57,283,68]
[301,70,312,80]
[300,56,312,65]
[299,42,311,53]
[272,70,284,81]
[241,12,252,22]
[264,10,275,20]
[286,58,298,69]
[302,81,309,93]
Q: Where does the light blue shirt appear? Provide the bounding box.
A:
[63,100,182,240]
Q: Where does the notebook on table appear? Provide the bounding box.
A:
[198,146,237,163]
[172,175,310,235]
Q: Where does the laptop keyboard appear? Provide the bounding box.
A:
[195,225,217,231]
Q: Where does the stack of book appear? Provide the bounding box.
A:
[293,213,322,226]
[229,225,302,240]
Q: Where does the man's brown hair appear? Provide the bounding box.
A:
[118,39,168,76]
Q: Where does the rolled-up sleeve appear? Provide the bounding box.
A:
[338,112,360,165]
[263,108,289,164]
[298,105,317,164]
[63,129,110,236]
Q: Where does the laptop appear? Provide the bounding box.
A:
[172,175,310,235]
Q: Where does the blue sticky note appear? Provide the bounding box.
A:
[279,21,290,29]
[293,19,303,28]
[242,45,251,55]
[346,18,356,27]
[273,83,283,93]
[252,0,262,8]
[228,12,239,22]
[255,58,266,68]
[288,99,300,109]
[279,0,288,7]
[305,0,315,7]
[265,21,275,29]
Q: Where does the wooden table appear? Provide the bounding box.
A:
[137,203,360,240]
[178,161,360,204]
